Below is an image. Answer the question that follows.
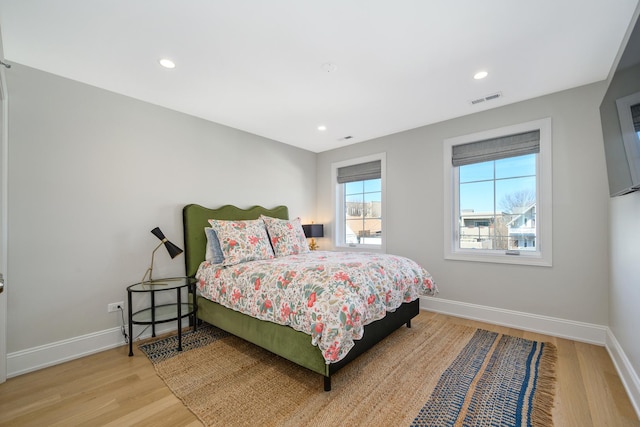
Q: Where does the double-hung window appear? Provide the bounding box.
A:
[443,118,552,266]
[332,153,386,251]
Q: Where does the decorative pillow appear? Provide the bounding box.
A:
[261,215,310,257]
[204,227,224,264]
[207,219,274,266]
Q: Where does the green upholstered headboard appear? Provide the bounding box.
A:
[182,204,289,278]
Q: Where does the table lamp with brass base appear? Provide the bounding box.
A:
[141,227,183,283]
[302,223,324,251]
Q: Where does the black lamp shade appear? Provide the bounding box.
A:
[151,227,183,258]
[302,224,324,238]
[164,240,184,259]
[150,227,166,241]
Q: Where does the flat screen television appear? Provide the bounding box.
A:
[600,13,640,196]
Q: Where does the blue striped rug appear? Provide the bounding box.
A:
[411,329,556,427]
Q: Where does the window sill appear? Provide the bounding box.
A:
[334,244,384,253]
[445,251,551,267]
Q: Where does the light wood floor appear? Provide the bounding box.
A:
[0,311,638,426]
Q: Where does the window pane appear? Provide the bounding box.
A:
[364,192,381,203]
[459,180,494,213]
[458,154,537,252]
[496,176,536,251]
[363,178,381,192]
[496,154,535,179]
[460,161,493,183]
[346,194,363,204]
[345,181,362,195]
[346,218,381,245]
[459,179,499,250]
[364,192,381,218]
[361,218,381,245]
[345,219,362,244]
[345,194,363,217]
[496,177,536,214]
[344,178,382,246]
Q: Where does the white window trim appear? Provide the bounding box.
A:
[443,118,552,267]
[331,153,386,253]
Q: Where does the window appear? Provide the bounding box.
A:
[443,118,552,266]
[332,153,386,251]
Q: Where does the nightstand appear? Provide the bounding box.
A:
[127,276,197,356]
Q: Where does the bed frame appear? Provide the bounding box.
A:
[183,203,419,391]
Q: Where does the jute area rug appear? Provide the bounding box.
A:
[138,313,556,427]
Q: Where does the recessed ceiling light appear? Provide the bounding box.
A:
[317,125,327,131]
[159,58,176,69]
[474,71,488,80]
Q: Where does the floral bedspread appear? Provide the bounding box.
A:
[195,251,437,363]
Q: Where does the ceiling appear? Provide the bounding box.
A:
[0,1,638,153]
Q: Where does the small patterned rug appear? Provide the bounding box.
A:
[139,314,556,427]
[138,324,229,363]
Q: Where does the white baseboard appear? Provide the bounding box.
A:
[605,329,640,420]
[420,296,607,345]
[7,324,176,378]
[420,296,640,419]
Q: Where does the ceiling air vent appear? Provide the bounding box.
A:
[338,136,354,141]
[470,92,503,105]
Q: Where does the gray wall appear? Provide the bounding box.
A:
[6,64,316,352]
[609,192,640,388]
[317,82,611,325]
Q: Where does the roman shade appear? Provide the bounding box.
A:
[452,130,540,167]
[337,160,381,184]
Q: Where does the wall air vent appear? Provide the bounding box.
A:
[470,92,503,105]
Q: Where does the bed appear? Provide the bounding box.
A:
[183,203,437,391]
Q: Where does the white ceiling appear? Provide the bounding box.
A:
[0,0,638,153]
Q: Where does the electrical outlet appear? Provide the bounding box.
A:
[107,301,124,313]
